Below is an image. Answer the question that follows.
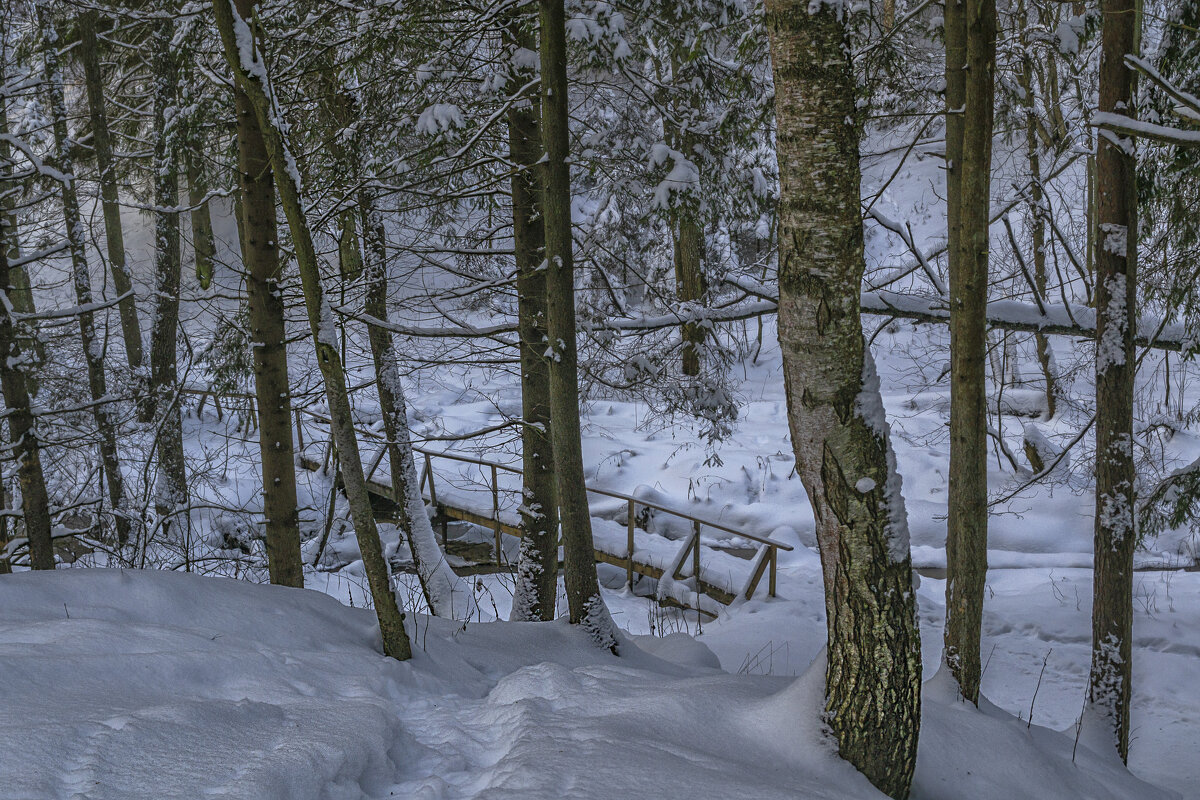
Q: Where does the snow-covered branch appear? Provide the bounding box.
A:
[1092,112,1200,147]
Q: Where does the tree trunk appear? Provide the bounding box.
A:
[1018,0,1057,419]
[148,18,188,522]
[1087,0,1138,763]
[233,168,247,257]
[317,61,467,616]
[1086,153,1096,289]
[1042,6,1069,146]
[181,47,215,292]
[943,0,994,705]
[945,0,965,311]
[538,0,618,650]
[186,150,216,291]
[38,4,130,546]
[78,9,144,376]
[506,15,559,622]
[213,0,411,659]
[664,37,707,379]
[0,202,53,570]
[764,2,921,797]
[0,32,41,397]
[230,33,303,588]
[338,209,363,280]
[361,200,472,618]
[666,121,707,377]
[674,209,707,377]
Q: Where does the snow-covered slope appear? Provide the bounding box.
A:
[0,569,1177,799]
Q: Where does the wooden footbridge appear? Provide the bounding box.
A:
[197,391,793,618]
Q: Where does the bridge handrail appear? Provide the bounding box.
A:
[413,445,793,551]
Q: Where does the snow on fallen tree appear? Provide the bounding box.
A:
[859,290,1195,351]
[347,274,1200,358]
[726,274,1198,353]
[355,277,1200,354]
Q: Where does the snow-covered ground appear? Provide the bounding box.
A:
[1,568,1184,799]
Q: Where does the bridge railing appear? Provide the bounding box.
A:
[184,388,793,606]
[409,444,793,604]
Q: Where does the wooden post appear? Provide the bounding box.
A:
[0,480,8,574]
[366,443,387,484]
[294,408,304,450]
[321,432,335,476]
[692,520,702,629]
[492,464,501,566]
[424,454,437,506]
[691,520,701,580]
[626,498,635,589]
[768,545,777,598]
[742,544,770,600]
[422,453,446,547]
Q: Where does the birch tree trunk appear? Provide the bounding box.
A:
[1087,0,1138,762]
[229,21,303,588]
[38,3,130,546]
[539,0,618,650]
[213,0,411,659]
[764,3,921,796]
[78,9,143,375]
[943,0,994,705]
[148,19,188,521]
[505,15,559,622]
